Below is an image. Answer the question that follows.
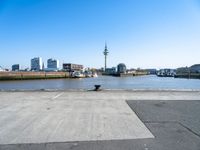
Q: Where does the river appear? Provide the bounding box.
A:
[0,75,200,90]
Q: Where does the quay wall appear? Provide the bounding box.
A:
[102,72,148,77]
[175,73,200,79]
[0,72,70,80]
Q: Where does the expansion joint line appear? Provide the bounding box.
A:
[143,120,200,138]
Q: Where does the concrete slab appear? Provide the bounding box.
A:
[1,118,200,150]
[0,93,153,145]
[1,91,200,150]
[127,100,200,136]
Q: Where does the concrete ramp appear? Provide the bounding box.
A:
[0,98,154,144]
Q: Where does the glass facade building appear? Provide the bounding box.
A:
[31,57,42,71]
[47,58,59,70]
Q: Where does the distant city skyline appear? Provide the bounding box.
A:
[1,0,200,69]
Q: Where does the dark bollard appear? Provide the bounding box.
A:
[94,85,101,91]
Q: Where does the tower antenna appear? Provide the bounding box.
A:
[103,42,109,71]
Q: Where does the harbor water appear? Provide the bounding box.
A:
[0,75,200,90]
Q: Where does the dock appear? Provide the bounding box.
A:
[0,72,70,80]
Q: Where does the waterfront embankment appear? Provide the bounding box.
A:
[0,71,149,80]
[175,73,200,79]
[102,71,148,77]
[0,71,70,80]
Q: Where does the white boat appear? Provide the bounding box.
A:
[92,72,98,77]
[72,71,85,78]
[85,71,92,77]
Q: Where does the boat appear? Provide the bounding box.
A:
[85,71,92,77]
[92,72,98,77]
[72,71,85,78]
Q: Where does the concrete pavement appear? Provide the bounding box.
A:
[0,91,155,145]
[0,90,200,150]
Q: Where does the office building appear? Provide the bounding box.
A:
[12,64,20,71]
[47,58,59,71]
[47,58,59,69]
[31,57,43,71]
[63,63,83,72]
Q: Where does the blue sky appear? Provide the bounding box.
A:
[0,0,200,69]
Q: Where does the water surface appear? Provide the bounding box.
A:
[0,75,200,90]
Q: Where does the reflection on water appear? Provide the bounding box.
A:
[0,75,200,90]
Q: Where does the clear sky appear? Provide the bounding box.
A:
[1,0,200,69]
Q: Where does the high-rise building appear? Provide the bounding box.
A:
[31,57,42,71]
[47,58,59,71]
[12,64,20,71]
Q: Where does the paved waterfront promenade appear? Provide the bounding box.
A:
[0,90,200,150]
